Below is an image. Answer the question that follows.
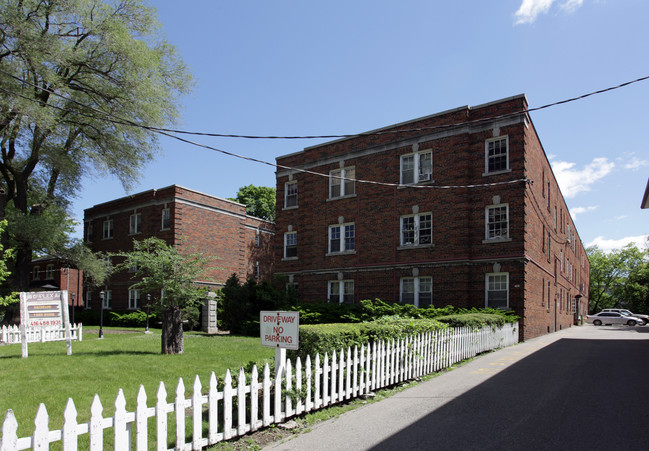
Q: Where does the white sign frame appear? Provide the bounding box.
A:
[19,290,72,358]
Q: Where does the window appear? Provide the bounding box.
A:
[547,281,551,312]
[255,229,261,247]
[101,290,112,309]
[486,273,509,308]
[485,204,509,240]
[128,289,140,310]
[401,277,433,307]
[103,219,114,239]
[129,213,142,235]
[284,232,297,259]
[161,208,170,230]
[85,291,92,308]
[400,213,432,246]
[285,181,298,208]
[32,266,40,280]
[45,265,55,279]
[254,261,260,279]
[485,137,509,173]
[85,223,93,242]
[329,167,355,199]
[328,223,355,253]
[401,150,432,184]
[328,280,354,304]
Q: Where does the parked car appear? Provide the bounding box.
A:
[601,308,648,325]
[586,312,642,326]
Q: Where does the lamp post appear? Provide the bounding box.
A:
[145,294,151,334]
[99,291,105,339]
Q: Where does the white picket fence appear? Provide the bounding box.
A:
[0,324,83,344]
[0,323,518,450]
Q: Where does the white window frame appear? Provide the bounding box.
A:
[102,290,112,309]
[45,264,55,279]
[85,291,92,308]
[329,166,355,199]
[161,208,171,230]
[129,212,142,235]
[32,266,40,280]
[128,289,140,310]
[400,213,433,247]
[328,280,354,304]
[284,232,297,259]
[484,136,509,174]
[103,219,114,239]
[328,223,356,254]
[400,150,432,185]
[284,180,298,208]
[486,273,509,309]
[400,276,433,308]
[485,203,509,241]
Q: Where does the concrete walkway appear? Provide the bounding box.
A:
[264,324,649,450]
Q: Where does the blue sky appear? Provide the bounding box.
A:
[73,0,649,252]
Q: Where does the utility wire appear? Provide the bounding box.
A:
[1,69,647,190]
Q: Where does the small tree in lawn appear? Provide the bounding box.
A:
[114,238,207,354]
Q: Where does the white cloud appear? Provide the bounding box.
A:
[587,235,649,253]
[514,0,585,24]
[550,157,614,198]
[560,0,584,13]
[569,205,597,221]
[624,156,649,170]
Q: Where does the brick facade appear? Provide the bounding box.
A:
[274,95,590,340]
[30,257,83,308]
[83,185,274,311]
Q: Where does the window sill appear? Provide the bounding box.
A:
[397,243,434,250]
[397,180,435,189]
[102,237,114,240]
[282,257,298,262]
[128,232,142,236]
[327,194,357,202]
[482,237,512,244]
[283,205,299,211]
[482,169,512,177]
[326,251,357,257]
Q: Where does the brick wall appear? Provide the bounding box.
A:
[84,185,275,310]
[274,95,590,340]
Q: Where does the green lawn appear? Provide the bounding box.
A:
[0,328,274,439]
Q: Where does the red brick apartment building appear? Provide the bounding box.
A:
[30,256,83,308]
[84,185,274,311]
[274,95,590,340]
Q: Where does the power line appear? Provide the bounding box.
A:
[2,68,649,140]
[1,69,647,190]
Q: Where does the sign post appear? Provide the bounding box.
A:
[260,311,299,376]
[19,290,72,358]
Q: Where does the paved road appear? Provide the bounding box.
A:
[265,324,649,451]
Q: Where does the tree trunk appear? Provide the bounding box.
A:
[161,306,184,355]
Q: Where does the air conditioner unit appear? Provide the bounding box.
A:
[419,173,432,182]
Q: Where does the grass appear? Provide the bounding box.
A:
[0,328,274,440]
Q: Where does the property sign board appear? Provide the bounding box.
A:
[21,291,64,327]
[260,311,299,350]
[19,290,72,358]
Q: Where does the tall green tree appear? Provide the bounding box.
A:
[587,243,649,313]
[230,185,276,221]
[113,237,208,354]
[0,0,191,295]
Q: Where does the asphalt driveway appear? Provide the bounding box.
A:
[265,324,649,451]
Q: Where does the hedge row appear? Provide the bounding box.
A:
[288,313,510,361]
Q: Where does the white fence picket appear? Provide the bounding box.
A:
[0,324,83,344]
[1,323,518,451]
